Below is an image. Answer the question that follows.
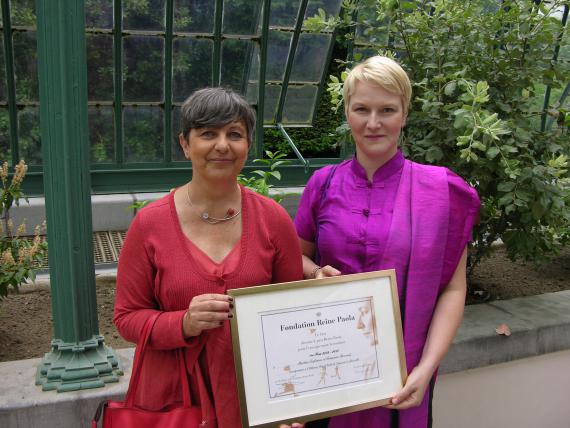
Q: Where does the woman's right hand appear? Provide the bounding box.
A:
[182,293,233,337]
[300,240,341,280]
[314,264,341,279]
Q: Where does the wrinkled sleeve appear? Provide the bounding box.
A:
[294,167,329,243]
[440,170,481,287]
[271,201,304,283]
[113,211,199,350]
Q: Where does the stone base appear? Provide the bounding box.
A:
[35,335,123,392]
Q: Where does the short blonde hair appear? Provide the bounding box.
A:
[343,56,412,117]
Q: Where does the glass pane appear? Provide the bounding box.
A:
[123,36,164,101]
[266,30,291,81]
[269,0,343,28]
[263,84,280,123]
[10,0,36,26]
[270,0,300,27]
[18,107,41,165]
[89,107,114,163]
[174,0,215,33]
[13,31,39,102]
[245,81,258,105]
[223,0,261,35]
[124,106,164,162]
[123,0,165,31]
[244,43,261,104]
[305,0,341,19]
[87,34,114,100]
[0,33,6,101]
[306,0,343,19]
[221,39,254,93]
[0,108,10,163]
[85,0,113,28]
[290,33,330,82]
[172,38,212,102]
[171,106,186,161]
[282,85,317,124]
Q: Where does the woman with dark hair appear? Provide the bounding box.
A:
[114,87,303,428]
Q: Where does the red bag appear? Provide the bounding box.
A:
[92,313,209,427]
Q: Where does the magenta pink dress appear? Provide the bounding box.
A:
[294,151,480,428]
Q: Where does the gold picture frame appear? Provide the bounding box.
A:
[228,269,407,428]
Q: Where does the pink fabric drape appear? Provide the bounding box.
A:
[330,160,466,428]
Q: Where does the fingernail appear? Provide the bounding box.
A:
[228,296,234,302]
[229,303,234,309]
[228,313,234,319]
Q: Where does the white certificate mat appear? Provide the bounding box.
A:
[261,297,381,399]
[229,269,406,428]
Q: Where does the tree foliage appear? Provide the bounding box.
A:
[316,0,570,267]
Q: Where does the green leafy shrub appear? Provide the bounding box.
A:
[126,199,150,215]
[0,160,47,298]
[238,150,290,203]
[314,0,570,268]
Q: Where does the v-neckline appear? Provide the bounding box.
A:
[170,185,248,281]
[185,234,241,266]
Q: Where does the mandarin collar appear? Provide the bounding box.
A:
[350,150,404,183]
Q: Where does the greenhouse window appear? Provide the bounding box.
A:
[0,0,344,193]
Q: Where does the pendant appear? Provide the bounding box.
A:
[201,212,210,220]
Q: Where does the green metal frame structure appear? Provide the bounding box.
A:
[0,0,344,195]
[34,0,121,392]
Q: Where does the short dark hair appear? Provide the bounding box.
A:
[180,87,256,145]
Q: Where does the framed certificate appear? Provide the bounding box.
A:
[228,269,407,428]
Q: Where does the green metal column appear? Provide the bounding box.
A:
[34,0,122,392]
[1,0,19,164]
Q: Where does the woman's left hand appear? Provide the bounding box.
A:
[384,365,432,410]
[278,424,304,428]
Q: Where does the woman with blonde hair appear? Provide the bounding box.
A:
[293,55,480,428]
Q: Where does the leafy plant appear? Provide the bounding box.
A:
[0,161,47,298]
[312,0,570,268]
[126,199,150,213]
[238,151,290,203]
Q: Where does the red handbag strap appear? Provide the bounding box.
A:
[123,312,215,425]
[177,347,192,407]
[193,356,213,424]
[125,312,160,407]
